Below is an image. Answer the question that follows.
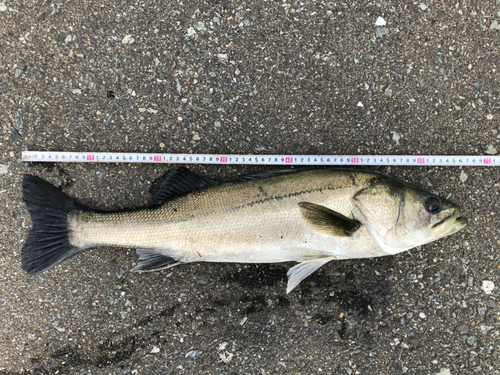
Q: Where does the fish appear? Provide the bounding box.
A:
[21,168,467,293]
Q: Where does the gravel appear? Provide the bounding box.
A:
[0,1,499,374]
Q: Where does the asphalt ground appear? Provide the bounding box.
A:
[1,0,499,374]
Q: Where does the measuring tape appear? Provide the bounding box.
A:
[22,151,500,166]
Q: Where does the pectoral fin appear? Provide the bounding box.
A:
[299,202,361,236]
[131,249,181,272]
[286,256,336,293]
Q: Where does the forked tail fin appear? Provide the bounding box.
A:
[22,175,90,275]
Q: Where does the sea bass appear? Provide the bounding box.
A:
[22,168,467,293]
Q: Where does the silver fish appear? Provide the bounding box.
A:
[22,168,467,292]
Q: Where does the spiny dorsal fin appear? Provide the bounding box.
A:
[149,167,212,205]
[298,202,361,237]
[131,249,181,272]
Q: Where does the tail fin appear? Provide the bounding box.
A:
[22,175,89,275]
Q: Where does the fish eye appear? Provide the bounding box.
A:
[424,197,441,214]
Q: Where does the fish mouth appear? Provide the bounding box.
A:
[432,209,468,237]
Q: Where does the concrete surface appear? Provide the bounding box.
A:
[1,0,499,374]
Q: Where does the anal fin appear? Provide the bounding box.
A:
[131,249,181,272]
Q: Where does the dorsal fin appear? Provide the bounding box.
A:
[149,167,212,205]
[298,202,361,237]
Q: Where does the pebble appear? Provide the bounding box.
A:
[192,134,201,141]
[195,21,206,32]
[122,35,135,44]
[0,4,7,11]
[9,130,21,145]
[15,68,22,78]
[150,346,160,354]
[481,280,494,294]
[466,335,476,346]
[0,164,8,175]
[419,312,426,319]
[460,171,468,183]
[480,325,494,334]
[419,4,428,11]
[490,20,500,30]
[375,17,386,26]
[391,132,401,145]
[214,121,221,127]
[390,338,400,346]
[457,324,467,334]
[160,142,165,148]
[185,349,202,363]
[474,78,485,89]
[375,27,389,38]
[219,351,233,363]
[485,145,497,155]
[72,89,82,94]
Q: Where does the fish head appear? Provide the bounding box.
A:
[354,180,467,254]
